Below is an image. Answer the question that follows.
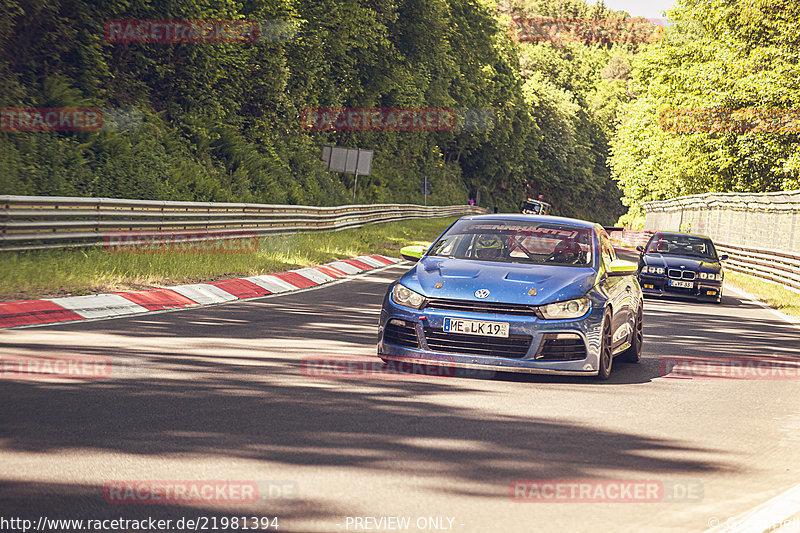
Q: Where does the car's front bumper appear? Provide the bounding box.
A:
[639,274,721,299]
[377,293,605,376]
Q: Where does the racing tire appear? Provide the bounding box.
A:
[618,305,643,363]
[596,309,614,380]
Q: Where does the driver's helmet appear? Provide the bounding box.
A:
[552,238,581,263]
[475,234,503,260]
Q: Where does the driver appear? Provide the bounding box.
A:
[475,234,504,260]
[550,238,582,264]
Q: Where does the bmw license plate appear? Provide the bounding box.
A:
[669,279,693,288]
[443,317,509,338]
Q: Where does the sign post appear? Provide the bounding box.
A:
[353,168,359,202]
[322,146,373,203]
[420,176,431,205]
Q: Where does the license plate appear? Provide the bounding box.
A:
[443,317,509,338]
[669,279,693,288]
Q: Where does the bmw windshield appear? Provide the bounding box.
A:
[646,234,719,260]
[428,219,593,266]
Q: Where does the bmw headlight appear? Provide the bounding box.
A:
[643,266,665,275]
[539,297,591,320]
[392,283,426,309]
[700,272,722,281]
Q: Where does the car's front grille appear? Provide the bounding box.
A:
[383,319,419,348]
[668,269,695,280]
[425,298,541,317]
[535,334,586,360]
[423,328,531,358]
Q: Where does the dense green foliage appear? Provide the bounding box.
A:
[0,0,633,223]
[507,0,638,222]
[610,0,800,227]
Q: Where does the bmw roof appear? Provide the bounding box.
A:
[651,230,713,240]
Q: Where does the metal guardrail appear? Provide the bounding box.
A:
[715,242,800,292]
[0,196,486,251]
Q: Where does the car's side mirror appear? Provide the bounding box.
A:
[608,259,638,277]
[400,245,425,263]
[636,245,644,253]
[719,254,729,261]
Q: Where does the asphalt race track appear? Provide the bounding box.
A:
[1,264,799,532]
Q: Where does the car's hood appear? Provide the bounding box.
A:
[644,254,721,271]
[400,257,598,305]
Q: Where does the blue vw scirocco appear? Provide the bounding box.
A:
[377,214,643,379]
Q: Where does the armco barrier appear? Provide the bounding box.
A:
[642,190,800,291]
[714,243,800,291]
[0,196,486,251]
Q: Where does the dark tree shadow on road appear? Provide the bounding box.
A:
[3,269,788,524]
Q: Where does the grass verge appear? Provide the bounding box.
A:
[0,217,454,301]
[725,271,800,318]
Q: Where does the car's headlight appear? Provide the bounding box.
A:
[539,297,591,320]
[700,272,722,281]
[643,266,665,275]
[392,283,426,309]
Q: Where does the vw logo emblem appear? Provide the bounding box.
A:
[474,289,490,299]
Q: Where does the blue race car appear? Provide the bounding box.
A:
[377,214,643,380]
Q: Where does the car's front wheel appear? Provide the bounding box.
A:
[596,309,614,380]
[618,305,643,363]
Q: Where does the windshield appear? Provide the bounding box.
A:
[646,234,718,260]
[429,219,593,266]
